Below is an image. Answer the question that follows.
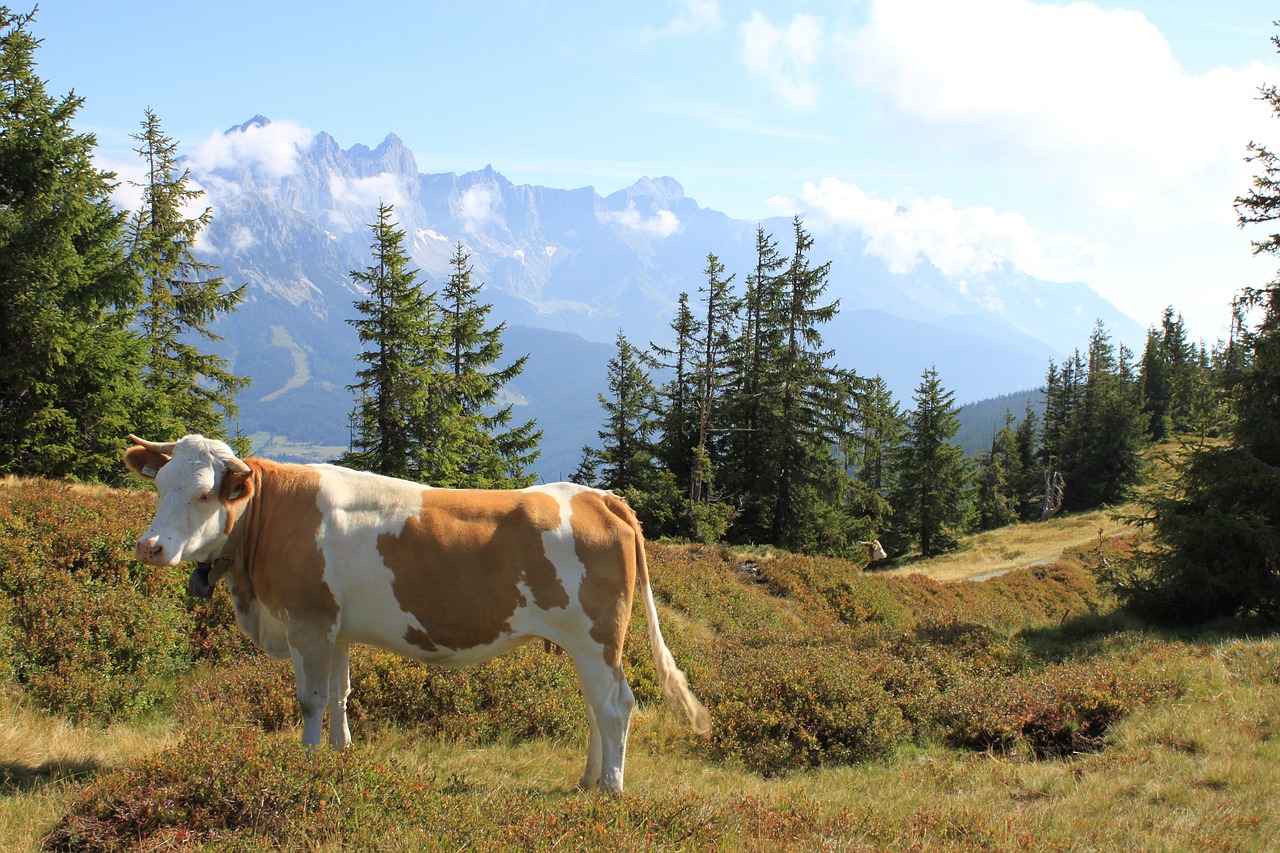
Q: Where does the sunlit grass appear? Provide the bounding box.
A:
[0,693,178,851]
[9,646,1280,851]
[881,505,1135,582]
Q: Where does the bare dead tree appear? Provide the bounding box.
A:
[1041,470,1066,521]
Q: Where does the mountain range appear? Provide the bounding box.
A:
[190,116,1142,480]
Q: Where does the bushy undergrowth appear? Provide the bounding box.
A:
[1,477,1183,789]
[42,726,871,852]
[0,481,194,721]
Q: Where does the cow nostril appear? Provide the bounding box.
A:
[135,539,164,563]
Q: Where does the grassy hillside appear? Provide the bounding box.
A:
[2,477,1279,850]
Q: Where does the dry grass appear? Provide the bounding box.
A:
[0,693,178,851]
[7,637,1280,850]
[879,506,1135,583]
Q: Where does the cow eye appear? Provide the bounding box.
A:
[197,492,211,503]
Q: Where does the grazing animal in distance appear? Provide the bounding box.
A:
[861,539,888,563]
[125,433,710,794]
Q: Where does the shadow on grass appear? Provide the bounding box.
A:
[1,758,102,793]
[1019,608,1280,662]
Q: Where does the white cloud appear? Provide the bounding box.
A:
[644,0,721,39]
[227,226,258,253]
[188,119,314,182]
[99,154,145,214]
[459,185,499,233]
[793,177,1106,281]
[739,11,823,110]
[600,202,682,238]
[327,172,406,209]
[842,0,1276,228]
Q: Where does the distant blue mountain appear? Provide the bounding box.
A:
[191,118,1142,480]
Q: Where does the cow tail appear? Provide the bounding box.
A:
[606,493,711,737]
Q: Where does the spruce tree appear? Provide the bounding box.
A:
[650,292,699,491]
[576,331,682,535]
[577,331,658,492]
[974,410,1020,530]
[126,107,248,441]
[0,8,146,481]
[721,227,788,539]
[1114,37,1280,621]
[436,243,540,488]
[1140,307,1198,441]
[767,217,847,550]
[341,203,443,481]
[890,366,972,556]
[1013,402,1043,519]
[1072,322,1145,507]
[1040,324,1143,512]
[839,373,901,546]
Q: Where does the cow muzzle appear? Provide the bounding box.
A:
[134,537,168,566]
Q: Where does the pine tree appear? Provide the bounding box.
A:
[650,292,699,491]
[721,227,788,539]
[839,374,901,544]
[974,410,1020,530]
[435,244,540,488]
[763,218,847,550]
[341,203,443,481]
[1072,322,1145,507]
[577,331,658,492]
[890,366,972,556]
[126,107,248,440]
[0,8,146,481]
[1115,38,1280,621]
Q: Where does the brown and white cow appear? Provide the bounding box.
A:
[125,434,710,794]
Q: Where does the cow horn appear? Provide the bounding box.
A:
[128,434,177,456]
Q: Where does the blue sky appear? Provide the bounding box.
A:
[30,0,1280,343]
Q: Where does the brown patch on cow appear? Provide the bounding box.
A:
[228,459,337,640]
[380,489,569,653]
[570,491,636,669]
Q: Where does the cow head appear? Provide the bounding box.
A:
[126,434,254,567]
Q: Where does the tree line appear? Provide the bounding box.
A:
[568,217,1235,561]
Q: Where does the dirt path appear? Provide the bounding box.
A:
[874,507,1135,583]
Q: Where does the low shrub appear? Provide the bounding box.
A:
[350,643,585,743]
[705,643,910,776]
[41,725,874,851]
[42,727,444,851]
[181,654,299,733]
[937,654,1183,758]
[0,480,194,720]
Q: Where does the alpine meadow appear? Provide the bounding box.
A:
[4,5,1280,851]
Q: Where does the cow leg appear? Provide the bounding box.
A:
[578,702,603,791]
[573,656,636,795]
[289,637,334,748]
[327,642,352,750]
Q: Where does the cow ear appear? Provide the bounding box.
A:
[125,445,170,481]
[220,467,255,505]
